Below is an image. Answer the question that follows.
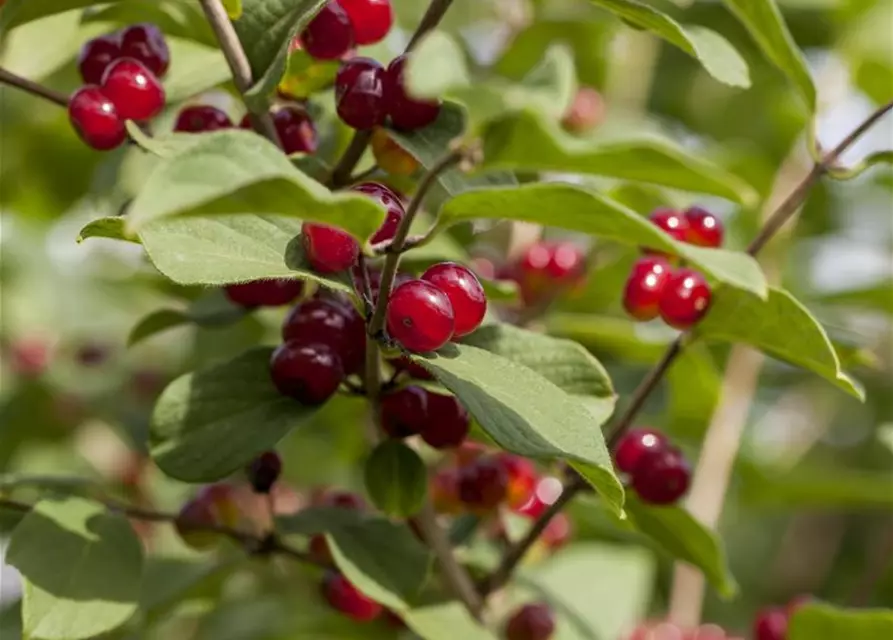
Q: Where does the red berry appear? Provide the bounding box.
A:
[282,297,365,375]
[632,447,691,505]
[302,223,360,273]
[224,279,303,308]
[497,454,538,509]
[101,58,165,121]
[322,571,383,622]
[420,392,470,449]
[622,256,673,321]
[380,386,428,438]
[515,241,586,305]
[246,451,282,493]
[388,355,435,380]
[683,206,724,248]
[174,105,233,132]
[647,208,689,252]
[339,0,393,45]
[458,456,508,512]
[515,476,563,519]
[384,55,441,131]
[120,23,170,78]
[300,2,354,61]
[273,106,318,154]
[421,262,487,338]
[77,33,121,85]
[269,341,344,405]
[68,86,126,151]
[505,603,556,640]
[614,428,669,475]
[753,607,788,640]
[658,268,712,329]
[544,241,586,282]
[352,182,405,244]
[335,57,387,130]
[385,280,455,353]
[561,86,606,133]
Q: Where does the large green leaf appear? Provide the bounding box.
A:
[77,217,138,244]
[481,110,756,204]
[7,497,143,640]
[439,183,767,298]
[404,602,496,640]
[789,603,893,640]
[697,287,863,399]
[587,0,750,88]
[412,343,625,516]
[0,0,122,33]
[723,0,816,112]
[364,440,427,518]
[150,347,320,482]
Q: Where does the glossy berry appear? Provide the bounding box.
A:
[300,2,354,61]
[614,428,668,475]
[322,571,383,622]
[269,341,344,405]
[561,86,606,134]
[497,454,538,509]
[282,297,365,375]
[388,355,435,380]
[384,55,441,131]
[101,58,166,121]
[120,23,170,78]
[386,280,455,353]
[683,206,724,248]
[632,448,691,505]
[753,607,788,640]
[352,181,405,244]
[505,603,556,640]
[78,34,122,85]
[339,0,393,45]
[658,268,712,329]
[68,86,127,151]
[224,279,303,308]
[302,223,360,273]
[421,392,470,449]
[246,451,282,493]
[335,57,387,130]
[622,256,672,321]
[380,386,428,438]
[273,106,318,154]
[371,127,420,176]
[515,241,587,305]
[647,208,689,252]
[174,105,233,132]
[458,456,508,512]
[422,262,487,338]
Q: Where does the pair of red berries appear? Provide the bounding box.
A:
[507,240,587,307]
[505,603,556,640]
[614,428,691,505]
[380,385,470,448]
[300,0,393,60]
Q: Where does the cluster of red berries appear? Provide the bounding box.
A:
[623,207,724,330]
[69,24,169,150]
[380,383,470,448]
[614,428,691,505]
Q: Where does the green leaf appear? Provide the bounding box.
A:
[140,557,224,612]
[404,602,497,640]
[789,603,893,640]
[128,292,248,346]
[77,217,139,244]
[722,0,815,112]
[128,309,192,346]
[364,440,427,518]
[125,130,385,241]
[276,506,368,535]
[481,110,757,204]
[412,343,625,516]
[126,120,202,158]
[7,497,143,640]
[278,48,339,99]
[150,347,320,482]
[697,287,863,399]
[0,0,121,33]
[439,183,767,298]
[587,0,750,88]
[829,150,893,180]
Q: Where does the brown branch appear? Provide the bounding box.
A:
[0,68,68,107]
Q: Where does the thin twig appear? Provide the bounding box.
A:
[406,0,455,51]
[0,68,68,107]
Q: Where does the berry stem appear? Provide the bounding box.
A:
[0,67,68,107]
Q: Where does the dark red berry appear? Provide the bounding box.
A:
[174,105,233,132]
[101,58,165,121]
[683,206,724,248]
[273,106,318,154]
[658,268,712,329]
[224,279,303,308]
[388,355,435,380]
[322,571,383,622]
[614,428,668,475]
[269,341,344,405]
[385,280,455,353]
[458,456,508,512]
[647,208,689,252]
[300,2,354,61]
[632,447,691,505]
[68,86,127,151]
[505,603,556,640]
[282,297,364,375]
[421,393,469,449]
[246,451,282,493]
[623,256,672,321]
[77,34,121,85]
[302,223,360,273]
[421,262,487,338]
[384,54,441,131]
[335,57,387,130]
[352,181,404,244]
[238,114,252,129]
[339,0,393,45]
[753,607,788,640]
[120,23,170,78]
[380,386,428,438]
